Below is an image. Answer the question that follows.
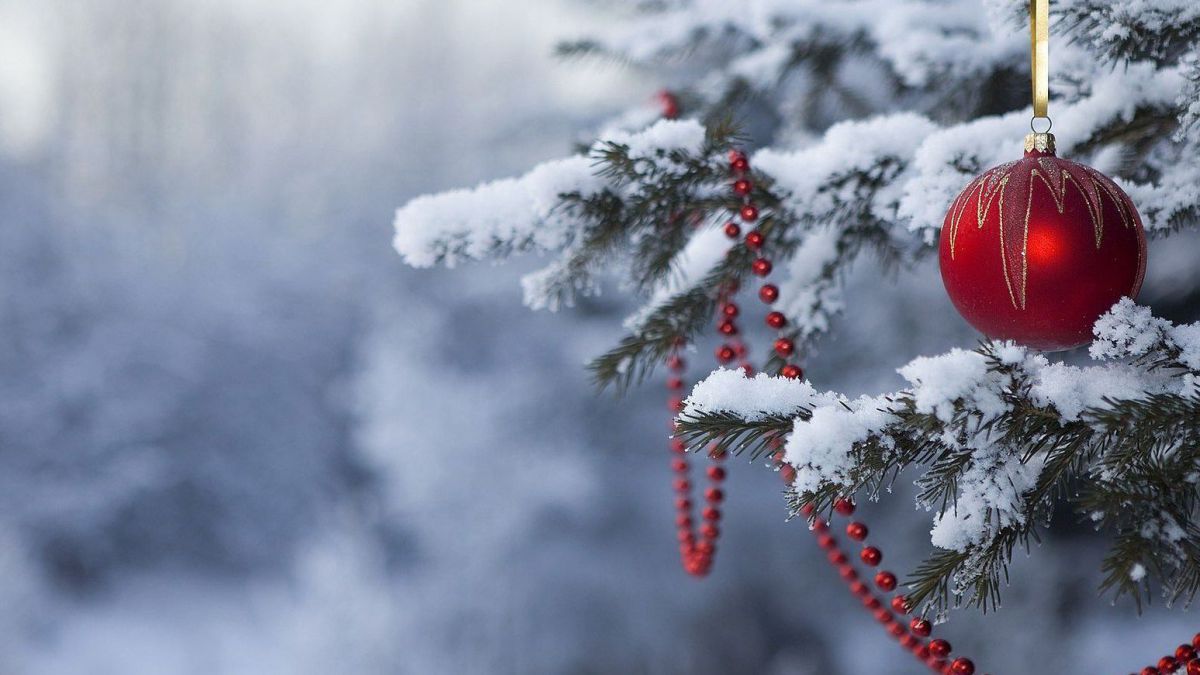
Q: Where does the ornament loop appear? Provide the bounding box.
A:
[1030,0,1049,118]
[1030,115,1053,134]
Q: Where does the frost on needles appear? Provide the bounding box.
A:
[392,0,1200,615]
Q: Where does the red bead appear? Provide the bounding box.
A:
[751,258,773,276]
[739,205,759,222]
[657,90,679,119]
[758,284,779,303]
[700,523,719,539]
[739,363,755,377]
[846,522,868,541]
[666,376,684,390]
[696,540,714,555]
[950,657,975,675]
[891,595,910,614]
[673,478,690,493]
[668,396,684,413]
[863,595,881,610]
[913,645,930,660]
[887,622,905,638]
[670,458,688,473]
[1188,659,1200,675]
[667,355,686,371]
[780,364,803,379]
[675,514,692,528]
[702,506,720,521]
[799,503,815,516]
[817,534,836,550]
[860,546,882,566]
[715,345,736,363]
[721,302,739,318]
[765,311,787,329]
[839,565,858,582]
[873,607,891,624]
[834,498,856,516]
[675,497,691,510]
[1160,657,1179,673]
[939,145,1146,351]
[717,320,738,336]
[849,580,868,596]
[901,635,919,650]
[773,338,795,357]
[827,550,848,565]
[779,464,796,483]
[875,571,897,592]
[1178,646,1197,663]
[705,487,724,503]
[745,230,764,250]
[812,519,828,533]
[723,221,741,238]
[1194,633,1200,650]
[677,530,694,543]
[731,156,750,172]
[706,466,726,481]
[670,438,686,453]
[733,178,752,196]
[928,639,952,658]
[910,618,931,637]
[1141,668,1160,675]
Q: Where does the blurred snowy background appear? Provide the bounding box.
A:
[1,1,1197,673]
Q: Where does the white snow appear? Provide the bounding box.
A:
[393,119,709,269]
[681,368,838,421]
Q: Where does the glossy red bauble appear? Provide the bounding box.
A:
[939,134,1146,351]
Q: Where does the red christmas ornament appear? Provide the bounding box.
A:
[939,132,1146,351]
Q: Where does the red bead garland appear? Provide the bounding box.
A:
[666,345,728,577]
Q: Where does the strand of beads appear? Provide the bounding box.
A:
[723,147,983,675]
[1132,636,1200,675]
[667,351,726,577]
[809,499,979,675]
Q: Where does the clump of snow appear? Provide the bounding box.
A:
[393,119,708,269]
[929,446,1046,552]
[394,155,601,268]
[898,349,994,424]
[1129,563,1147,582]
[681,368,837,421]
[784,395,896,495]
[1091,297,1170,361]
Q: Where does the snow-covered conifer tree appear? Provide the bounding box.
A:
[393,1,1200,669]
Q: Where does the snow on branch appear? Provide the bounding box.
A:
[392,119,709,269]
[675,300,1200,612]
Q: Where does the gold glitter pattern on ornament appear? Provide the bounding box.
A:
[945,155,1136,310]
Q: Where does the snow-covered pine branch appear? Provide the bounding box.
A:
[395,0,1198,394]
[675,299,1200,612]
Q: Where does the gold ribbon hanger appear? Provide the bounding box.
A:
[1030,0,1050,129]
